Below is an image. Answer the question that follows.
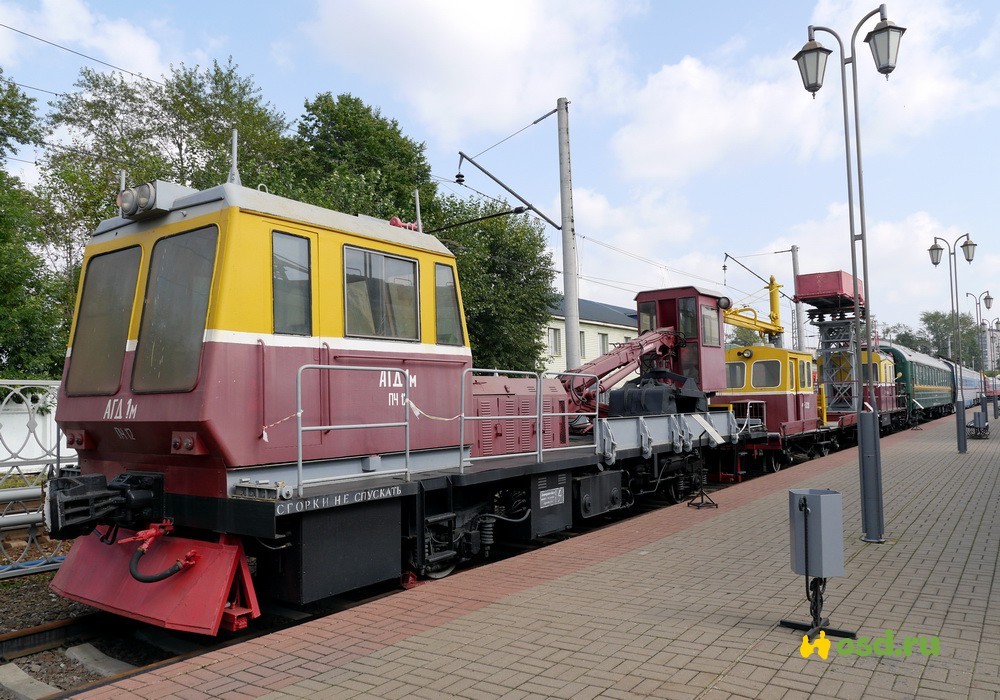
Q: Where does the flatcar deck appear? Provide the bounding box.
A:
[71,416,1000,699]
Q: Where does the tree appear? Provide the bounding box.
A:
[726,325,766,348]
[882,322,931,354]
[35,61,292,328]
[429,197,557,371]
[0,72,65,378]
[0,68,44,156]
[0,173,66,379]
[918,310,981,366]
[290,93,437,220]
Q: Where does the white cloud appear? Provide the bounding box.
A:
[0,0,168,82]
[610,56,828,182]
[301,0,641,147]
[555,187,717,308]
[785,204,977,329]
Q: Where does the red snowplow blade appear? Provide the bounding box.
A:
[51,529,257,635]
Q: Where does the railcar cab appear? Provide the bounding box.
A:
[56,180,472,493]
[715,346,821,437]
[859,350,900,419]
[634,286,730,394]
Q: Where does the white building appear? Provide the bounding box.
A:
[543,296,638,374]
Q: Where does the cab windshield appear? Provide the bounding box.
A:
[132,226,218,393]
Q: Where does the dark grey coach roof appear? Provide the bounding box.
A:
[550,295,637,328]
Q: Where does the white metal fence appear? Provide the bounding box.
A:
[0,380,73,578]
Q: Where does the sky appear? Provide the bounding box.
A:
[2,0,1000,347]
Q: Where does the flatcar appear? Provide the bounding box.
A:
[44,176,737,634]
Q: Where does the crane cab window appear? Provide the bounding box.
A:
[435,264,463,345]
[726,362,746,389]
[66,247,142,396]
[344,246,418,340]
[751,359,781,388]
[638,301,656,333]
[701,305,721,346]
[799,360,811,388]
[678,297,697,337]
[272,232,312,336]
[133,226,218,393]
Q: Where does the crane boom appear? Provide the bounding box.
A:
[723,275,784,338]
[559,329,685,412]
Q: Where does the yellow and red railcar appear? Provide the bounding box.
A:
[46,178,737,634]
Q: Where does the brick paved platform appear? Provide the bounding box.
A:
[76,415,999,699]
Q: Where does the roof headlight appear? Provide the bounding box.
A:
[118,188,139,216]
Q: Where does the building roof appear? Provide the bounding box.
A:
[550,296,637,328]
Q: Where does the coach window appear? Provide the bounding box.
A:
[133,226,218,393]
[726,362,746,389]
[435,264,463,345]
[272,232,312,335]
[751,359,781,389]
[344,246,418,340]
[66,247,142,396]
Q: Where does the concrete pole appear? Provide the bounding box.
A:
[791,245,807,351]
[557,98,582,370]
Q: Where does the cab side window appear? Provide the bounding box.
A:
[434,264,463,345]
[344,246,418,340]
[273,232,312,336]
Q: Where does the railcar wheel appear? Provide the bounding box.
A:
[425,563,456,580]
[765,453,780,473]
[663,479,679,504]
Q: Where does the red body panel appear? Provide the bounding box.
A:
[728,393,821,436]
[470,377,569,457]
[57,341,473,497]
[50,529,249,635]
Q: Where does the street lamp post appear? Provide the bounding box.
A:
[965,290,993,416]
[793,4,905,544]
[928,234,977,452]
[988,318,1000,418]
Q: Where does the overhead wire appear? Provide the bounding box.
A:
[0,75,65,97]
[0,22,164,86]
[470,106,556,160]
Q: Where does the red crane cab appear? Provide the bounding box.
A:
[635,286,730,394]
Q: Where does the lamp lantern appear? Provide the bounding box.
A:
[961,237,977,263]
[793,39,833,94]
[864,19,906,75]
[928,242,944,267]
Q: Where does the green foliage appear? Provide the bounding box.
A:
[886,313,985,368]
[33,61,292,339]
[918,310,983,367]
[0,173,67,379]
[429,197,557,371]
[290,93,437,220]
[0,67,44,155]
[883,322,932,354]
[726,325,765,348]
